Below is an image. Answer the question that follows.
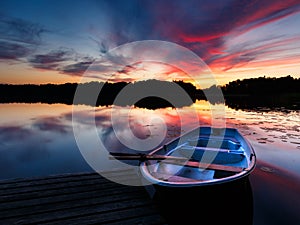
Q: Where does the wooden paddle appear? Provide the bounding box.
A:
[109,153,245,173]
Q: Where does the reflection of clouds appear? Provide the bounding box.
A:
[16,144,49,162]
[33,117,71,134]
[0,111,91,179]
[71,103,222,152]
[0,114,71,166]
[71,105,200,134]
[68,107,112,127]
[1,102,299,180]
[71,107,154,152]
[101,127,128,153]
[0,124,49,158]
[0,125,32,140]
[72,105,199,153]
[100,121,152,154]
[0,124,50,178]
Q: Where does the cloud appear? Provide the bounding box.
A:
[0,15,45,44]
[234,1,300,32]
[2,1,300,79]
[147,0,300,66]
[0,15,46,60]
[86,0,300,77]
[28,45,136,78]
[61,55,126,78]
[89,37,109,55]
[209,36,300,71]
[29,48,96,76]
[117,65,135,74]
[154,0,300,42]
[0,41,32,60]
[29,47,77,70]
[61,60,94,76]
[60,49,137,78]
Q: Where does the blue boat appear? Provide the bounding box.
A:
[139,126,256,187]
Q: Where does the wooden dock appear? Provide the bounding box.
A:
[0,169,167,225]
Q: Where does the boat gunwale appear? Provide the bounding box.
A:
[140,126,256,187]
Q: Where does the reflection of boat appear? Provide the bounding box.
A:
[152,176,254,225]
[111,127,256,224]
[140,126,256,187]
[139,126,256,224]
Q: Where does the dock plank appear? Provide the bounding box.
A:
[41,205,166,225]
[0,173,139,197]
[0,181,125,203]
[0,169,137,191]
[2,197,153,224]
[0,187,145,218]
[0,169,167,225]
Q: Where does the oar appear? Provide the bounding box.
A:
[109,152,188,162]
[109,153,245,173]
[163,159,245,173]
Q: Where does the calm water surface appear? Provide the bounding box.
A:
[0,101,299,224]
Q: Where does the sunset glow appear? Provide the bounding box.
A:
[1,0,300,85]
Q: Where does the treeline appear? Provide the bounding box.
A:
[0,83,77,105]
[0,75,299,110]
[221,75,300,110]
[222,75,299,96]
[0,80,198,109]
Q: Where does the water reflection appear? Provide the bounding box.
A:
[250,160,300,225]
[0,104,92,180]
[0,101,299,224]
[0,101,299,179]
[225,95,300,111]
[153,177,253,225]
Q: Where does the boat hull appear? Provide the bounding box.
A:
[140,126,256,187]
[139,127,256,224]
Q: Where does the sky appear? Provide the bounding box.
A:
[1,0,300,86]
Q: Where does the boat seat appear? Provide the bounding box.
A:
[188,138,241,150]
[151,172,200,182]
[178,146,245,164]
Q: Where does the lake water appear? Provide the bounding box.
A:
[0,101,299,224]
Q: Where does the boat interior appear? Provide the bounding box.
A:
[148,133,251,183]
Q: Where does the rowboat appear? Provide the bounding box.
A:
[140,126,256,224]
[138,126,256,187]
[111,127,256,224]
[111,126,256,187]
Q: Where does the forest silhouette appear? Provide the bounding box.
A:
[222,75,300,110]
[0,76,299,110]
